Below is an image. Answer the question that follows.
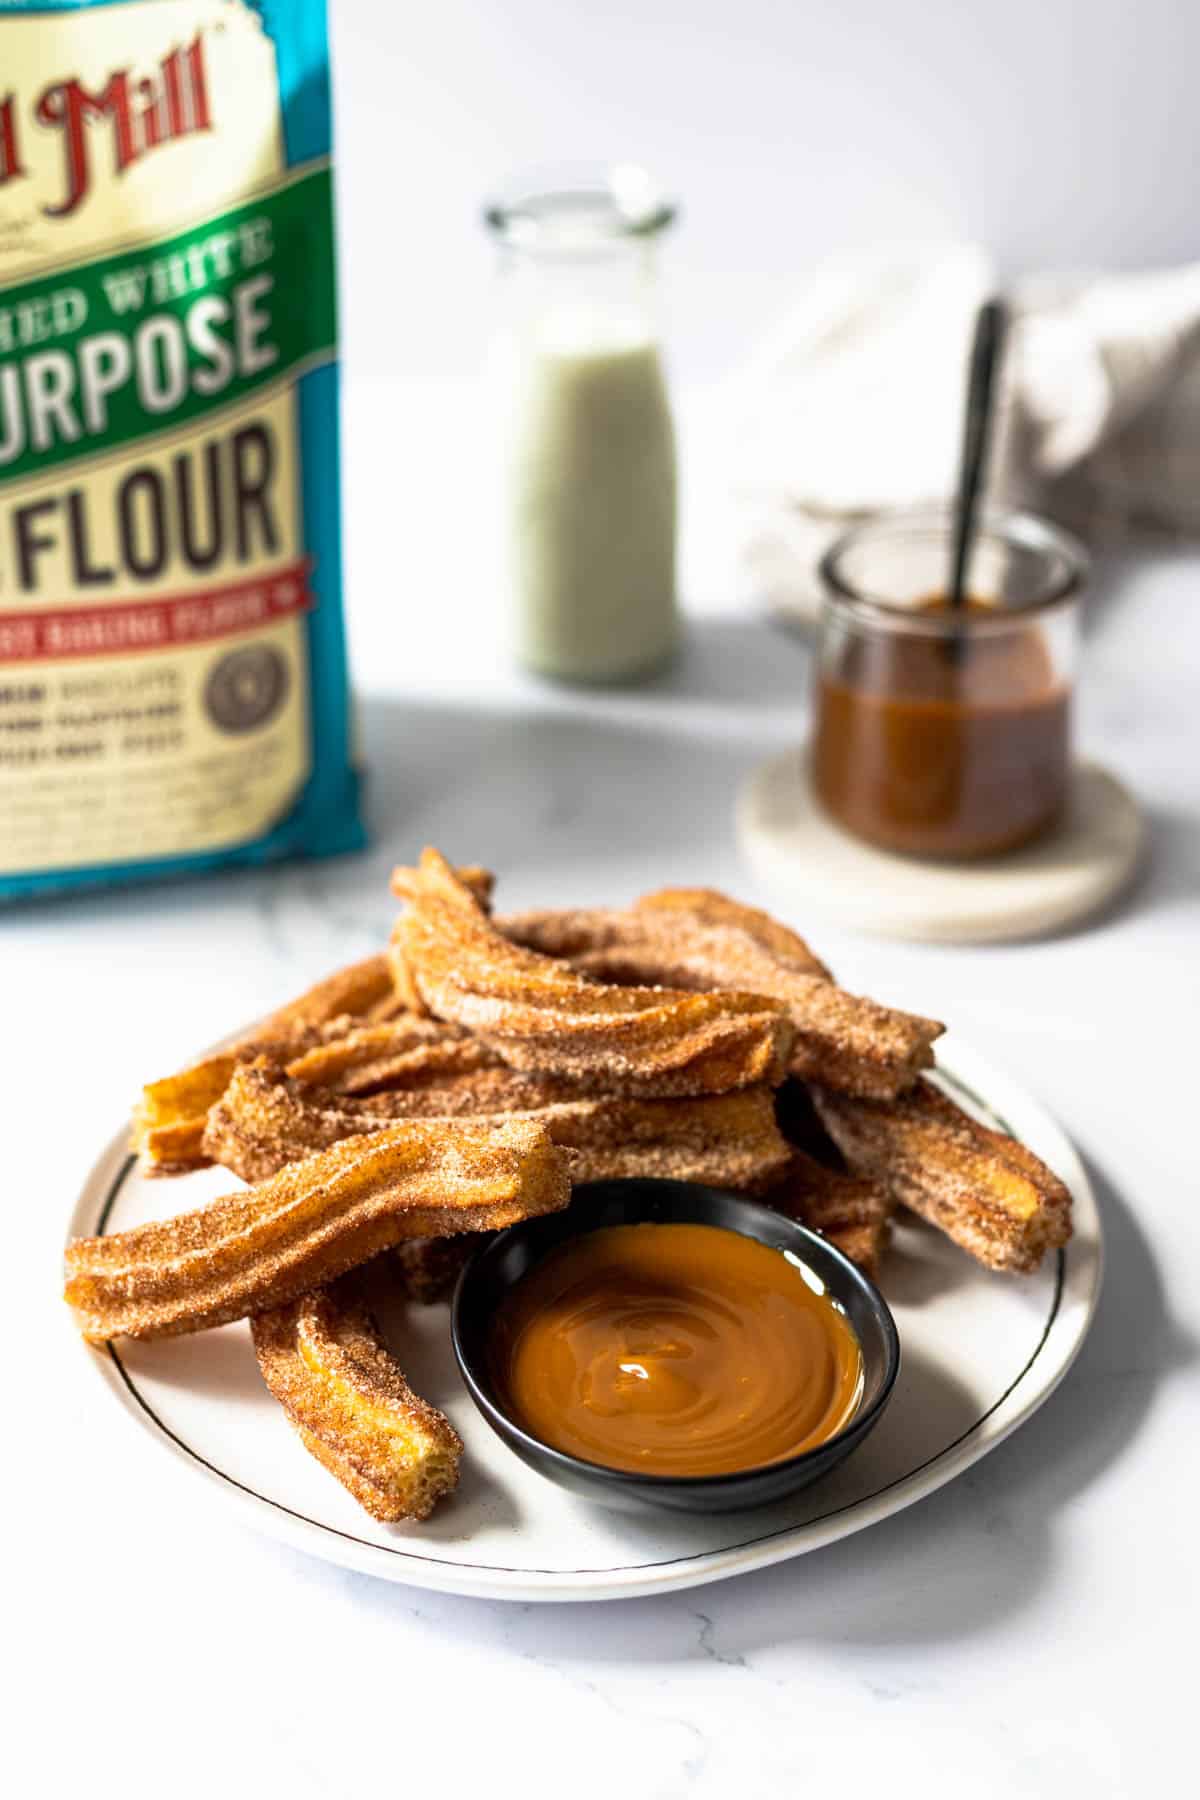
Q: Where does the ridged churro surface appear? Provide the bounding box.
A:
[132,954,403,1174]
[203,1060,792,1195]
[66,1116,569,1341]
[390,850,792,1095]
[502,893,943,1101]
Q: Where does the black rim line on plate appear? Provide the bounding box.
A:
[91,1066,1068,1579]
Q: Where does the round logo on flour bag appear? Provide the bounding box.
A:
[204,645,289,734]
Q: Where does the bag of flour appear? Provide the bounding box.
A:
[0,0,363,899]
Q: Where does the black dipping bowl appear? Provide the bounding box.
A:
[451,1177,900,1515]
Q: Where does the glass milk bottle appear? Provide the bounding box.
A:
[485,166,680,683]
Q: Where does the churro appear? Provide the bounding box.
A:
[252,1276,462,1521]
[766,1152,894,1280]
[133,953,404,1175]
[812,1078,1072,1273]
[203,1059,792,1194]
[390,850,792,1096]
[65,1116,569,1341]
[502,891,943,1101]
[282,1019,490,1096]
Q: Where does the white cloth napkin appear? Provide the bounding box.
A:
[733,246,1200,624]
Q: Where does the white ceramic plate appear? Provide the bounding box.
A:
[67,1040,1101,1603]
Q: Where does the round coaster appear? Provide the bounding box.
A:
[738,751,1145,943]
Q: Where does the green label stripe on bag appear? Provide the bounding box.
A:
[0,162,337,486]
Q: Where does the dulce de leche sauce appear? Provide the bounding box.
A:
[813,599,1070,859]
[489,1222,864,1476]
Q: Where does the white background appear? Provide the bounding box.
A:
[333,0,1200,386]
[16,5,1200,1799]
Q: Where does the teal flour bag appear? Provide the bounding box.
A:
[0,0,364,898]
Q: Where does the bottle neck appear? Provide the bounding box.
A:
[498,241,664,350]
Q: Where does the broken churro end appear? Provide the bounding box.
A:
[253,1280,463,1522]
[813,1078,1072,1274]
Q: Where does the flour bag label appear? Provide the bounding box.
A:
[0,0,363,898]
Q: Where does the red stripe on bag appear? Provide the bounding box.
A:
[0,560,313,662]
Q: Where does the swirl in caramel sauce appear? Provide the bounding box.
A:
[489,1222,864,1476]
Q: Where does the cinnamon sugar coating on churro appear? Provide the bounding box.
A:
[390,849,792,1095]
[501,891,942,1101]
[203,1059,792,1196]
[282,1019,490,1096]
[65,1116,570,1341]
[812,1078,1072,1274]
[638,887,835,977]
[132,953,404,1175]
[252,1276,462,1521]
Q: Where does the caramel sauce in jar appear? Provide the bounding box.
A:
[488,1222,864,1476]
[813,597,1071,859]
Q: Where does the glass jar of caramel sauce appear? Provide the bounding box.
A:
[812,507,1087,859]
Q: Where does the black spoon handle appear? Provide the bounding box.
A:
[949,297,1009,608]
